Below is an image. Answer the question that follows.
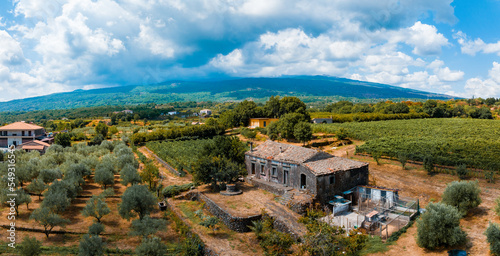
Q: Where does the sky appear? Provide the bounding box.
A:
[0,0,500,102]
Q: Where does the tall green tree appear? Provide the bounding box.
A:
[441,180,482,216]
[119,185,156,220]
[95,122,109,138]
[293,122,313,145]
[54,132,72,147]
[120,164,142,186]
[30,207,70,238]
[416,202,466,249]
[94,165,114,189]
[82,195,111,223]
[277,113,309,140]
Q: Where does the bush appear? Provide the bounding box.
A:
[441,180,482,216]
[416,202,466,249]
[423,155,434,174]
[495,196,500,217]
[162,183,193,199]
[135,236,168,256]
[19,236,42,256]
[260,230,294,256]
[456,164,469,180]
[485,222,500,256]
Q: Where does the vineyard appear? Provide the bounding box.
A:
[314,118,500,170]
[146,139,213,172]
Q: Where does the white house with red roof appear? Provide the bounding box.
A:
[0,122,46,147]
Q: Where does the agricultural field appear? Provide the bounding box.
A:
[314,118,500,170]
[146,139,214,172]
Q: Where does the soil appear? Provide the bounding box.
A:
[329,139,500,256]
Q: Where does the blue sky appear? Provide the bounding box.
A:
[0,0,499,101]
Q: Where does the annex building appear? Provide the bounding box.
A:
[245,140,369,204]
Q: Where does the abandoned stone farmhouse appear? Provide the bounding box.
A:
[245,140,369,204]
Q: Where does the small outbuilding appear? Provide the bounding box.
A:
[249,118,279,128]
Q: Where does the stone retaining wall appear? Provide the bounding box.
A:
[245,177,287,196]
[197,193,262,233]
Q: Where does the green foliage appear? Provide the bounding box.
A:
[30,207,70,238]
[372,151,382,165]
[277,112,309,140]
[79,234,105,256]
[42,181,72,213]
[88,134,104,146]
[162,183,193,198]
[88,222,105,236]
[485,171,496,184]
[94,165,114,189]
[5,188,32,216]
[397,152,408,170]
[199,216,219,233]
[119,184,156,220]
[260,230,294,256]
[39,168,62,184]
[266,121,279,140]
[314,119,500,171]
[95,122,109,138]
[441,180,482,216]
[129,216,167,238]
[27,178,46,200]
[135,237,168,256]
[495,196,500,216]
[416,202,466,249]
[141,162,159,190]
[192,156,241,190]
[120,164,141,186]
[294,121,313,145]
[241,128,257,139]
[249,220,264,239]
[19,236,42,256]
[423,155,434,174]
[54,132,72,147]
[456,164,469,180]
[82,195,111,223]
[485,222,500,256]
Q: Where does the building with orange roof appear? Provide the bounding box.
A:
[16,140,50,153]
[0,121,46,148]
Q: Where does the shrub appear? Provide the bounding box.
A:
[260,230,294,256]
[456,164,469,180]
[485,222,500,256]
[398,152,408,170]
[423,155,434,174]
[79,234,105,256]
[162,183,193,199]
[416,202,466,249]
[441,180,482,216]
[372,151,382,165]
[135,236,168,256]
[495,196,500,217]
[19,236,42,256]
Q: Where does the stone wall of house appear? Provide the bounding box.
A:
[316,165,369,204]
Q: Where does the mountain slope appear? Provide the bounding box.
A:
[0,76,455,112]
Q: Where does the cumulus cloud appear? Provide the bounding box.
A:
[455,31,500,56]
[0,0,479,101]
[464,62,500,98]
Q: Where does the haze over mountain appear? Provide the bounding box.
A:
[0,76,455,112]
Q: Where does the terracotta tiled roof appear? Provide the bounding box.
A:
[247,140,368,176]
[19,140,50,147]
[20,145,45,150]
[0,122,44,131]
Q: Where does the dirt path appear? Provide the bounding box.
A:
[137,146,192,186]
[341,151,500,256]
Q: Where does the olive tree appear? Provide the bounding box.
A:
[79,234,105,256]
[416,202,466,249]
[135,237,168,256]
[485,222,500,256]
[120,164,141,186]
[129,216,166,238]
[30,207,70,238]
[94,165,114,189]
[441,180,482,216]
[27,178,47,200]
[82,195,111,223]
[19,236,42,256]
[119,185,156,220]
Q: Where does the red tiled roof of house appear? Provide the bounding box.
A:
[0,122,44,131]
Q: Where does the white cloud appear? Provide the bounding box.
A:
[427,60,464,82]
[0,30,26,66]
[405,22,448,55]
[455,31,500,56]
[464,62,500,98]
